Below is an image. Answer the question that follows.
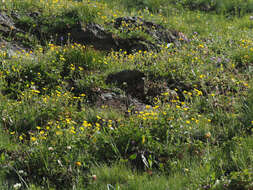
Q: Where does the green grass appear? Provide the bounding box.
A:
[0,0,253,189]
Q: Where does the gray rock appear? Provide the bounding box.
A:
[98,90,148,113]
[0,39,29,58]
[0,11,23,37]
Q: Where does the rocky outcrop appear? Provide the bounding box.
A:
[97,90,147,113]
[0,10,187,53]
[70,22,159,52]
[114,16,186,46]
[0,12,17,36]
[70,23,118,51]
[105,70,182,104]
[0,12,25,39]
[70,17,188,52]
[0,39,27,58]
[0,11,29,57]
[106,70,145,100]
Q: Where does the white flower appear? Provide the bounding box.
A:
[167,43,173,48]
[67,146,72,150]
[48,147,54,151]
[13,183,22,189]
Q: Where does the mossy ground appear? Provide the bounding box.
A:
[0,0,253,189]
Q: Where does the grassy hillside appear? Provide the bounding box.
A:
[0,0,252,189]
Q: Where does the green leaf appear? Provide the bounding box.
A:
[0,153,5,162]
[129,153,137,160]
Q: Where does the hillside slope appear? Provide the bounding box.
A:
[0,0,252,189]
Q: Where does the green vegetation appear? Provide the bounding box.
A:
[172,0,253,15]
[0,0,252,189]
